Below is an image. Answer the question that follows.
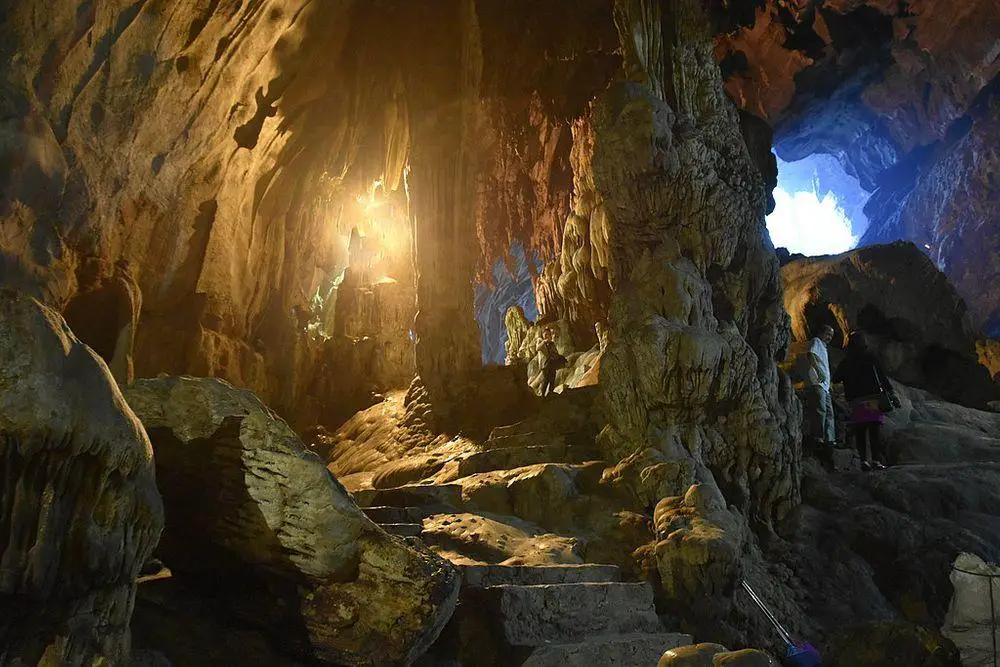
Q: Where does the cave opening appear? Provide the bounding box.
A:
[474,243,541,366]
[766,154,872,257]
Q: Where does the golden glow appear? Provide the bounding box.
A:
[348,177,411,279]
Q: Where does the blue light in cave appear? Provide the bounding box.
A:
[474,243,541,365]
[766,155,872,257]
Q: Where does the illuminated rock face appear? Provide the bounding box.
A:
[0,290,163,666]
[588,1,800,631]
[124,376,460,666]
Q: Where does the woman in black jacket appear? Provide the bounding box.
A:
[833,331,896,470]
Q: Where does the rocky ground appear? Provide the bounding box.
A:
[312,375,999,666]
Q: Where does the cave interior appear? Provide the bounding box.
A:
[2,0,1000,666]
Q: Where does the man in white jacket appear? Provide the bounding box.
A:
[805,324,837,447]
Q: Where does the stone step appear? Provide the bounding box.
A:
[354,483,462,509]
[455,443,601,478]
[520,632,692,666]
[459,564,621,588]
[478,582,662,646]
[362,505,430,524]
[380,523,423,537]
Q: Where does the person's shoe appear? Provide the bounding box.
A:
[861,460,873,471]
[874,461,887,470]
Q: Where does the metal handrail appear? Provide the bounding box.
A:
[741,580,794,646]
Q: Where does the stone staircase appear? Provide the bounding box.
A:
[355,422,692,666]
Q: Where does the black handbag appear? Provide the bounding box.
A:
[873,367,901,413]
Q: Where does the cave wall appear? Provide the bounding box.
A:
[0,1,501,429]
[0,0,386,427]
[717,0,1000,332]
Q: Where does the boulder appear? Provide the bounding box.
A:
[782,242,997,408]
[881,383,1000,465]
[822,621,961,667]
[124,376,460,666]
[0,289,164,666]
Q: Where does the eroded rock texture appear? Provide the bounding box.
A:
[717,0,1000,333]
[0,0,496,429]
[587,0,800,632]
[0,289,163,666]
[782,241,998,408]
[123,376,460,666]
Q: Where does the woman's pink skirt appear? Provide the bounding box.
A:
[850,396,885,425]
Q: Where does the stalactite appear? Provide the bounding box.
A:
[614,0,667,102]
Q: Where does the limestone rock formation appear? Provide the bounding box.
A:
[976,339,1000,382]
[0,289,164,666]
[862,93,1000,339]
[717,0,1000,333]
[654,484,748,620]
[62,257,142,385]
[476,244,539,365]
[123,376,459,666]
[782,241,997,408]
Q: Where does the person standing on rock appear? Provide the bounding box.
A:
[833,331,897,470]
[804,324,837,450]
[538,326,566,397]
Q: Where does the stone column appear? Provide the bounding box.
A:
[406,0,483,428]
[590,0,801,630]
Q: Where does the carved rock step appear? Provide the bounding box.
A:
[455,443,601,478]
[379,523,423,537]
[459,564,620,588]
[362,505,431,524]
[477,582,662,646]
[354,484,462,508]
[520,632,693,666]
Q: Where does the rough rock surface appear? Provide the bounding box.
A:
[476,244,539,365]
[782,241,997,408]
[821,621,961,667]
[752,381,1000,660]
[0,289,163,666]
[123,376,459,666]
[717,0,1000,333]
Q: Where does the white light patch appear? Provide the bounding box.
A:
[767,188,858,256]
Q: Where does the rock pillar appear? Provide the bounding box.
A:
[591,0,801,630]
[407,0,484,427]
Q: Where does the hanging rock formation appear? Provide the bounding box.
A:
[0,289,163,666]
[123,376,460,666]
